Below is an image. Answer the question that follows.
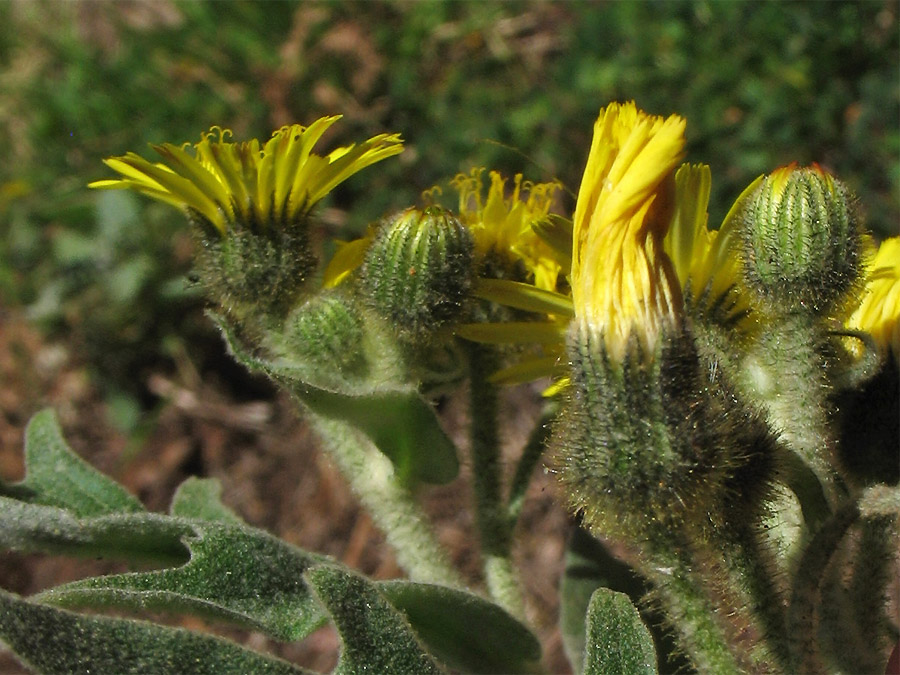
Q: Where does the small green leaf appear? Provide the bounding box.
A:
[0,589,312,675]
[560,528,647,674]
[379,580,541,674]
[297,386,459,485]
[170,477,245,525]
[305,565,446,675]
[583,588,657,675]
[0,409,144,516]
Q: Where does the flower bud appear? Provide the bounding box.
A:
[359,207,474,340]
[740,164,864,313]
[283,288,370,384]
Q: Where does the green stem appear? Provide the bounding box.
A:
[713,525,791,671]
[465,343,524,617]
[743,313,845,509]
[848,518,898,662]
[309,413,463,588]
[635,520,790,674]
[506,406,554,528]
[639,541,746,674]
[787,502,859,674]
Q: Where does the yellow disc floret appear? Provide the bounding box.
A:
[452,168,563,291]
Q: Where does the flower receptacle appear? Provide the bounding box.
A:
[556,322,776,541]
[193,221,317,331]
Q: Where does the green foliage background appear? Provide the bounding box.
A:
[1,0,897,406]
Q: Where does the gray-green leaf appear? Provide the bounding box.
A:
[0,497,189,565]
[305,565,446,675]
[0,409,144,516]
[0,589,312,675]
[170,477,245,524]
[214,310,459,486]
[297,386,459,485]
[560,528,647,674]
[583,588,657,675]
[25,508,329,642]
[380,580,541,674]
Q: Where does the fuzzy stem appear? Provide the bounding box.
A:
[639,539,746,674]
[309,413,463,588]
[506,407,554,528]
[743,313,844,509]
[787,502,859,674]
[711,524,792,671]
[465,343,524,617]
[848,518,898,658]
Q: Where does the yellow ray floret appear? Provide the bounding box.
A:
[89,116,403,236]
[571,101,686,361]
[847,236,900,360]
[663,164,759,322]
[452,169,563,291]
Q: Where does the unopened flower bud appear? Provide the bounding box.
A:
[359,207,474,340]
[740,164,864,313]
[283,289,369,382]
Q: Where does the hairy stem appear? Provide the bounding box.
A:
[465,343,524,617]
[787,502,859,673]
[310,414,463,588]
[743,314,845,509]
[507,407,554,528]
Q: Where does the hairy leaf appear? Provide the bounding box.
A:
[380,580,541,674]
[305,565,446,675]
[0,494,328,642]
[215,311,459,486]
[583,588,657,675]
[0,409,143,516]
[24,510,329,642]
[297,386,459,485]
[0,497,190,565]
[0,589,311,675]
[559,528,646,674]
[170,477,244,525]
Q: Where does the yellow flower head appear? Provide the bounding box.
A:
[664,164,759,323]
[451,168,563,291]
[89,116,403,237]
[571,102,686,361]
[847,236,900,360]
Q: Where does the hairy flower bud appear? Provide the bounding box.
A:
[283,288,370,383]
[359,207,474,340]
[90,117,404,327]
[740,164,864,314]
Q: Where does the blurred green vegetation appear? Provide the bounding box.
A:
[1,0,897,420]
